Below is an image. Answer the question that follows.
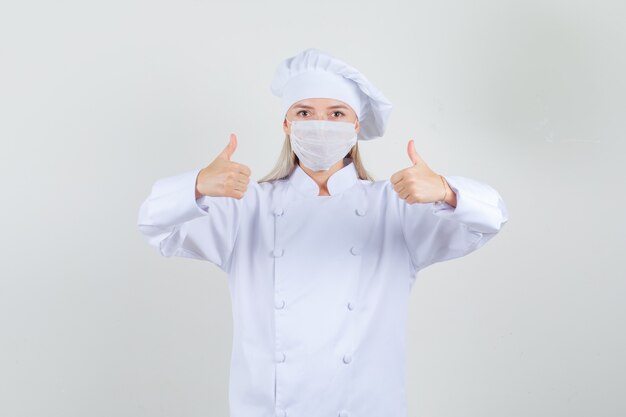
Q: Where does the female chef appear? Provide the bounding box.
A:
[137,48,508,417]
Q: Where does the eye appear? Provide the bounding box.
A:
[296,110,309,117]
[332,111,345,117]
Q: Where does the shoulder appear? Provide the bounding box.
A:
[359,178,395,196]
[253,177,290,193]
[356,179,404,212]
[243,177,291,203]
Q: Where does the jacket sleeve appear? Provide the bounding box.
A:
[136,167,245,273]
[394,175,509,272]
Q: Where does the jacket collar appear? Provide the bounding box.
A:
[288,157,359,197]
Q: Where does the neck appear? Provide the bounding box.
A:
[299,158,345,196]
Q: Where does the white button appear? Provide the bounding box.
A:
[355,208,366,216]
[273,207,284,216]
[276,408,287,417]
[275,352,286,363]
[272,248,284,257]
[350,246,360,256]
[339,411,349,417]
[275,299,285,309]
[343,354,352,364]
[347,301,354,311]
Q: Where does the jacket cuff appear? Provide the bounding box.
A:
[431,175,508,234]
[145,167,210,226]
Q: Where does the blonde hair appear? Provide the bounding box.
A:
[258,133,375,184]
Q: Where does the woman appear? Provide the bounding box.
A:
[137,48,508,417]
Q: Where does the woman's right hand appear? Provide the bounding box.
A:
[195,133,251,199]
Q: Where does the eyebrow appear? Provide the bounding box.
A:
[293,104,350,110]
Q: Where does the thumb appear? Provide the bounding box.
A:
[407,139,423,166]
[218,133,237,161]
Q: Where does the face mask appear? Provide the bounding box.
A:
[286,118,358,171]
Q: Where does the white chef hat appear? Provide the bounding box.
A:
[270,48,393,141]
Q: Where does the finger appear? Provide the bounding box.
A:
[390,170,404,185]
[236,173,250,184]
[407,139,424,166]
[218,133,238,161]
[232,183,248,193]
[235,163,251,177]
[227,189,245,199]
[393,180,405,194]
[227,174,248,191]
[224,180,245,197]
[227,161,250,176]
[234,175,249,189]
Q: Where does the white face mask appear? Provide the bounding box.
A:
[286,118,358,171]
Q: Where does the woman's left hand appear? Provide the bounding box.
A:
[390,139,457,207]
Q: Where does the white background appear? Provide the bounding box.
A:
[1,0,624,416]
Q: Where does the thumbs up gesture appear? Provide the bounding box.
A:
[390,139,456,206]
[195,133,252,199]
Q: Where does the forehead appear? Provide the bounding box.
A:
[289,98,352,111]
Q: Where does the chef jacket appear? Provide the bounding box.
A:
[137,157,508,417]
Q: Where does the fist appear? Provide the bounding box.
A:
[195,133,251,199]
[390,139,450,205]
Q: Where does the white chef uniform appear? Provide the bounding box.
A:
[137,156,508,417]
[137,48,508,417]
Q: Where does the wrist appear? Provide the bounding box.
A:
[441,176,457,207]
[195,171,203,200]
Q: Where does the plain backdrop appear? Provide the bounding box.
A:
[1,0,625,416]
